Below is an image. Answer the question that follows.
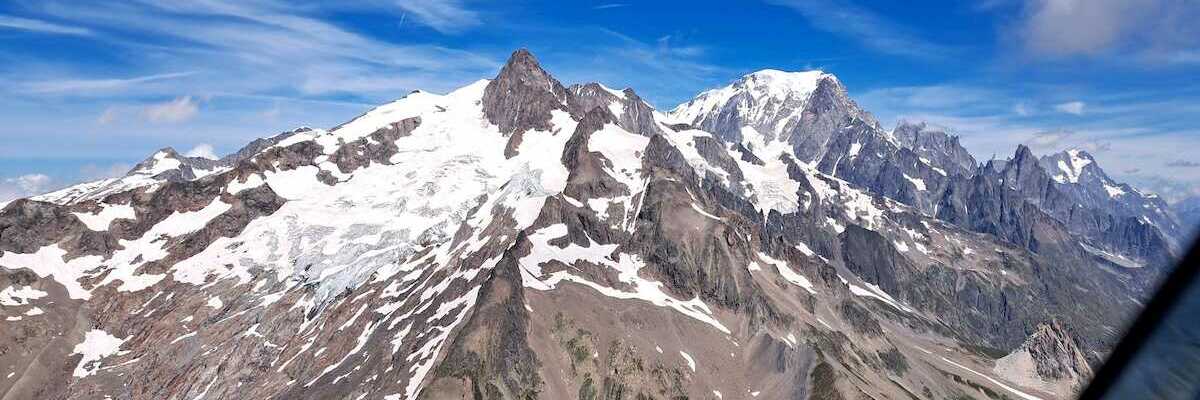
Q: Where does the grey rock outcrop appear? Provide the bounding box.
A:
[483,48,571,138]
[994,321,1094,397]
[568,83,665,138]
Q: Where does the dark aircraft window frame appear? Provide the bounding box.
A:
[1080,237,1200,399]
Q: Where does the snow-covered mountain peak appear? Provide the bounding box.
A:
[322,80,487,144]
[1035,147,1183,250]
[740,69,830,100]
[667,68,843,149]
[1045,148,1095,184]
[33,146,228,205]
[130,147,185,176]
[1040,147,1158,205]
[129,146,227,179]
[1065,148,1092,159]
[668,69,833,129]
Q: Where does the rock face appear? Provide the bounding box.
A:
[892,120,977,177]
[1038,149,1181,261]
[0,48,1174,400]
[994,321,1094,398]
[934,146,1179,288]
[568,83,665,138]
[483,48,571,137]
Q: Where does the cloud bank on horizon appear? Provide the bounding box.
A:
[0,0,1197,202]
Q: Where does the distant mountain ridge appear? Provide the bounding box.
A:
[670,67,1183,279]
[0,49,1184,400]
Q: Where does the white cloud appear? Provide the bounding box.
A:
[0,173,53,201]
[396,0,481,34]
[1026,129,1073,148]
[1120,164,1200,203]
[1019,0,1141,56]
[8,174,51,193]
[143,96,199,123]
[184,143,218,160]
[1053,101,1085,115]
[0,15,91,36]
[1013,0,1200,61]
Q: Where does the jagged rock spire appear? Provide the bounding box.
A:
[482,48,571,136]
[493,49,561,95]
[1013,144,1036,161]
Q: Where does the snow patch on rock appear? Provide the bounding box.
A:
[72,329,128,377]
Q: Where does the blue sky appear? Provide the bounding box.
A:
[1,0,1199,202]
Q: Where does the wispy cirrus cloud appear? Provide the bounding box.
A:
[765,0,954,60]
[395,0,481,34]
[25,0,498,100]
[593,4,628,10]
[548,29,730,107]
[20,71,196,94]
[0,15,91,36]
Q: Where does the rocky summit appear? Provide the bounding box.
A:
[0,49,1187,400]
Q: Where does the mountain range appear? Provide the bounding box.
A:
[0,49,1188,400]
